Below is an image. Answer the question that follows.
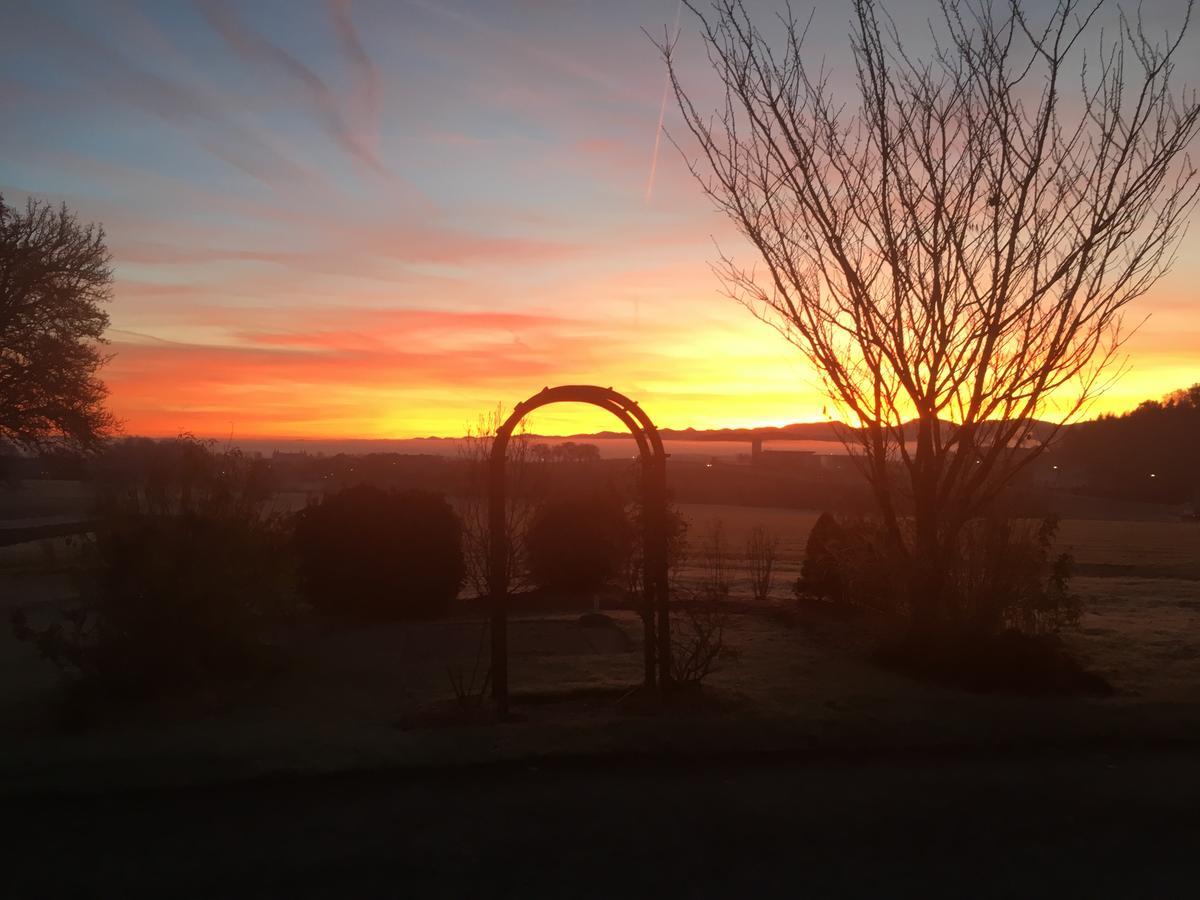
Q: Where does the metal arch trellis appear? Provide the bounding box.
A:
[488,385,671,716]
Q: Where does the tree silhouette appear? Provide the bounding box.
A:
[1059,383,1200,504]
[0,196,115,450]
[662,0,1200,628]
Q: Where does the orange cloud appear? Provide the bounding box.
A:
[7,1,1192,442]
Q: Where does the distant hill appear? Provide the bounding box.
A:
[580,421,845,443]
[562,417,1062,445]
[1057,385,1199,507]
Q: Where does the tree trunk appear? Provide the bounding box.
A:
[908,413,946,634]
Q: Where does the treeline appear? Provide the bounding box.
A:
[5,386,1197,512]
[1055,385,1199,507]
[1,438,872,513]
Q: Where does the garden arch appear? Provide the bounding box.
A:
[489,385,670,715]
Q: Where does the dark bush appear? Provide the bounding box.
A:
[875,630,1112,696]
[11,438,295,699]
[795,514,898,612]
[294,485,464,620]
[795,512,845,602]
[796,511,1078,633]
[792,509,1096,692]
[526,490,631,593]
[951,514,1080,636]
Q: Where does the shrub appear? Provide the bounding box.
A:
[795,512,1077,634]
[951,514,1080,637]
[831,518,902,612]
[294,485,464,620]
[669,586,739,686]
[11,438,294,699]
[666,521,739,686]
[795,513,897,611]
[795,512,845,603]
[791,508,1094,692]
[526,490,631,593]
[875,630,1111,696]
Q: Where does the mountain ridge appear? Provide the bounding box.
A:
[545,417,1063,444]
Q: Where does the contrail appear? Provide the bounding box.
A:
[645,0,683,203]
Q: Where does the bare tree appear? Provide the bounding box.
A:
[746,524,780,603]
[1,196,116,450]
[661,0,1200,627]
[699,518,731,600]
[457,406,542,598]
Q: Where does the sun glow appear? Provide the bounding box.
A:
[4,1,1191,443]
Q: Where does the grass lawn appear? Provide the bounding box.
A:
[0,501,1197,796]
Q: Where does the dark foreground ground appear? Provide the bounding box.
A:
[6,748,1199,899]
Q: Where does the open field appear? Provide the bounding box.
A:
[2,590,1198,794]
[674,503,1200,590]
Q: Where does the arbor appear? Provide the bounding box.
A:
[0,196,115,450]
[663,0,1199,628]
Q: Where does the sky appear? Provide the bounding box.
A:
[2,0,1197,441]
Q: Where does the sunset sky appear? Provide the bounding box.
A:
[3,0,1197,441]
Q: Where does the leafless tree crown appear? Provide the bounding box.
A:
[661,0,1199,528]
[458,406,541,598]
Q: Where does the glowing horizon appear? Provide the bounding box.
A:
[3,0,1196,441]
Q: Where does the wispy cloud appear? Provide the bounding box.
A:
[4,1,1190,437]
[198,0,386,175]
[326,0,382,163]
[0,2,313,189]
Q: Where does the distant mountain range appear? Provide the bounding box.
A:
[556,418,1063,445]
[581,422,846,442]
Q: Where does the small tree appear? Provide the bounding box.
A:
[1,196,116,450]
[458,407,542,597]
[746,524,779,603]
[698,519,732,601]
[662,0,1200,632]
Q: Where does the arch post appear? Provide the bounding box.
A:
[487,386,670,717]
[647,452,671,687]
[488,424,511,717]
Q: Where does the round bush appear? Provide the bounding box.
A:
[525,491,631,593]
[294,485,463,620]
